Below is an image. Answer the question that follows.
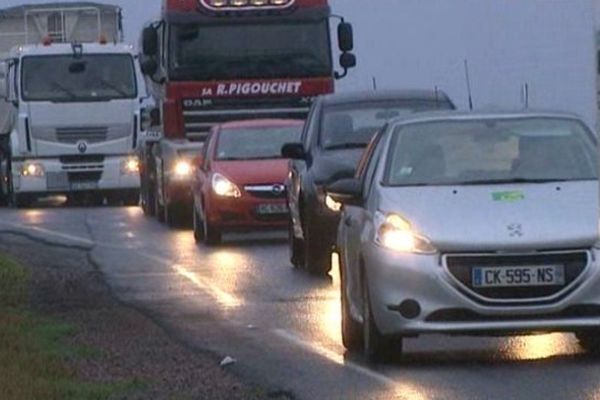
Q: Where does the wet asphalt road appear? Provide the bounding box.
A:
[2,205,600,400]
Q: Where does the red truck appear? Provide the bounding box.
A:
[137,0,355,227]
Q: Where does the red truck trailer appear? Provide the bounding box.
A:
[137,0,355,227]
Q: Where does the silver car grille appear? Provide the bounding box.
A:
[444,251,589,303]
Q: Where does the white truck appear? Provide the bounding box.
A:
[0,3,144,206]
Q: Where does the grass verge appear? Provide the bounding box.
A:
[0,254,138,400]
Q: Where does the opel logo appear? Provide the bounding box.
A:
[77,141,88,154]
[507,223,523,238]
[272,184,285,195]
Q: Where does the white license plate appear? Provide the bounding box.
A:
[257,203,288,215]
[71,181,98,191]
[472,265,565,288]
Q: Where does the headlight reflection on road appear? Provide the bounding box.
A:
[504,333,578,361]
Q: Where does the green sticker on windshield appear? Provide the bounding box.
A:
[492,191,525,202]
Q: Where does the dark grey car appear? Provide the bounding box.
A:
[282,90,455,275]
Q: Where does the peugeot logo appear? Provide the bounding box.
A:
[77,141,88,154]
[507,223,523,238]
[272,184,285,195]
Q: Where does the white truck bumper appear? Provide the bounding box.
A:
[12,155,140,194]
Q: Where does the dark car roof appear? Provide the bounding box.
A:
[217,119,305,130]
[318,89,455,108]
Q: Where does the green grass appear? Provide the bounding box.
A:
[0,254,139,400]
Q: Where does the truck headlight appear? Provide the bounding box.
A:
[121,157,140,174]
[212,173,241,198]
[375,212,436,254]
[22,162,44,177]
[172,160,192,179]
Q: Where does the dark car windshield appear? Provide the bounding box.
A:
[21,54,137,102]
[385,118,598,186]
[169,21,332,81]
[216,125,302,161]
[320,100,453,150]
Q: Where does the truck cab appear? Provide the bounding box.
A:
[0,41,146,206]
[137,0,355,226]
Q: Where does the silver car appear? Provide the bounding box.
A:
[328,112,600,362]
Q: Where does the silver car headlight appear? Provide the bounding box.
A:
[374,212,436,254]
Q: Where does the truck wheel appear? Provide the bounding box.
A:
[341,255,363,351]
[142,186,155,216]
[154,190,165,223]
[203,217,222,246]
[165,202,182,228]
[362,276,402,363]
[302,214,331,275]
[289,221,305,268]
[193,206,205,243]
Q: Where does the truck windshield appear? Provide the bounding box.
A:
[21,54,137,102]
[169,21,332,81]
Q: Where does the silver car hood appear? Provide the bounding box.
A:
[378,181,599,252]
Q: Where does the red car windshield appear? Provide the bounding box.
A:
[216,125,302,161]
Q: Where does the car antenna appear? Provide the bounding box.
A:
[463,59,474,110]
[434,85,440,108]
[372,76,378,91]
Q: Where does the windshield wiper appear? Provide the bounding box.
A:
[324,143,368,151]
[457,178,572,186]
[49,80,77,100]
[98,78,129,97]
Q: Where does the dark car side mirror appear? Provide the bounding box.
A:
[281,142,306,160]
[326,178,363,207]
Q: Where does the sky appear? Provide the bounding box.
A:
[3,0,599,126]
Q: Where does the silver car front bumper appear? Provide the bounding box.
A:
[363,243,600,336]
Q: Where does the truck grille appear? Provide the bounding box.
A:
[182,98,310,142]
[56,127,108,143]
[444,251,589,302]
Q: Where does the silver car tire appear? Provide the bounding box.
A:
[341,256,363,351]
[362,275,402,362]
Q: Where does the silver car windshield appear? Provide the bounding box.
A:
[385,118,598,186]
[216,125,302,161]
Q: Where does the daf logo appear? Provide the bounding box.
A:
[77,141,88,154]
[272,184,285,195]
[507,223,523,238]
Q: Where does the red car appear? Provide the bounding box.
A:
[192,119,304,245]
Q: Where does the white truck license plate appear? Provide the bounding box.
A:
[472,265,565,288]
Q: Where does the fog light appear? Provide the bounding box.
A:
[325,194,342,212]
[121,157,140,174]
[173,160,192,179]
